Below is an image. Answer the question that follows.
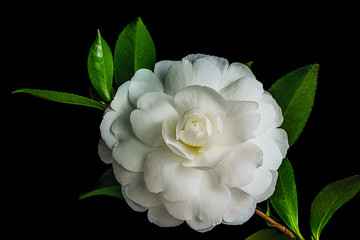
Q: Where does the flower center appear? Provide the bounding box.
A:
[176,110,223,150]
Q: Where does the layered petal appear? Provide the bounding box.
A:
[184,54,229,78]
[154,60,174,84]
[148,205,184,227]
[162,116,197,160]
[112,137,153,172]
[128,69,164,106]
[250,134,283,170]
[222,188,256,225]
[112,161,141,185]
[266,128,289,158]
[211,141,263,188]
[182,145,232,170]
[163,172,231,222]
[110,81,134,112]
[130,92,177,147]
[144,148,202,201]
[122,186,147,212]
[254,100,277,136]
[186,216,222,233]
[100,110,121,149]
[98,139,113,164]
[220,62,255,89]
[100,81,134,149]
[261,92,284,128]
[240,166,273,196]
[220,77,264,101]
[219,101,260,145]
[251,170,278,203]
[124,176,162,208]
[110,107,133,141]
[165,58,222,96]
[174,85,227,118]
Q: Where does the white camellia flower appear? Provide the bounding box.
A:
[98,54,289,232]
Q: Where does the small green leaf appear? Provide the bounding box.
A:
[88,29,114,103]
[270,158,304,240]
[245,229,291,240]
[114,17,155,87]
[269,64,319,146]
[79,169,123,200]
[310,175,360,240]
[12,88,106,110]
[245,61,253,68]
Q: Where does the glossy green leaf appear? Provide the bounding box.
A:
[310,175,360,240]
[12,88,106,110]
[79,169,123,200]
[270,158,304,240]
[88,29,113,103]
[268,64,319,146]
[114,17,155,87]
[245,229,291,240]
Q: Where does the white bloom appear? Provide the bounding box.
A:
[99,54,289,232]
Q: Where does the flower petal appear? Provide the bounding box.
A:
[186,216,222,232]
[262,91,284,128]
[220,77,264,101]
[211,141,263,188]
[240,166,273,196]
[162,117,196,160]
[110,81,134,112]
[164,59,192,96]
[193,172,231,221]
[110,108,133,142]
[219,101,260,145]
[98,138,113,164]
[112,137,153,172]
[163,172,231,222]
[122,186,147,212]
[165,58,222,96]
[220,62,255,89]
[254,100,277,136]
[148,205,184,227]
[174,85,227,118]
[144,148,202,201]
[100,110,120,149]
[100,81,134,149]
[112,160,141,185]
[130,92,177,147]
[251,170,278,203]
[250,134,283,170]
[223,188,256,224]
[154,60,174,84]
[182,145,232,170]
[124,176,162,208]
[128,69,164,106]
[266,128,289,158]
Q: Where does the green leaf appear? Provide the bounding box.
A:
[270,158,304,240]
[309,175,360,240]
[245,229,291,240]
[114,17,155,87]
[88,29,114,103]
[268,64,319,146]
[79,169,123,200]
[245,61,253,68]
[12,88,106,110]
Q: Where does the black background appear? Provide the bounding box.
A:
[5,4,360,239]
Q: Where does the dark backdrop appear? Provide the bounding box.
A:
[5,4,359,239]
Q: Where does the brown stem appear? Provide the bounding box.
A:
[255,209,297,240]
